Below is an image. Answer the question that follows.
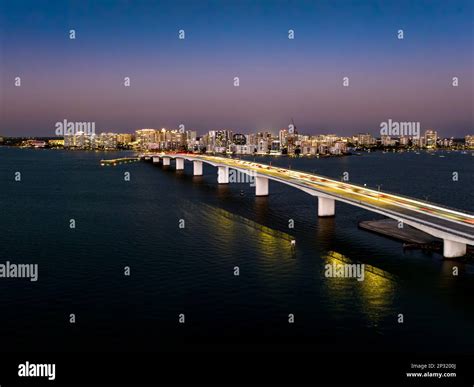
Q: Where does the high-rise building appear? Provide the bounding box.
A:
[154,129,186,150]
[330,141,348,155]
[279,129,289,146]
[465,135,474,148]
[135,129,157,149]
[270,140,281,155]
[207,130,232,152]
[99,132,118,149]
[186,130,197,142]
[64,131,95,149]
[235,144,252,154]
[215,130,230,148]
[412,136,425,147]
[439,137,453,148]
[233,133,246,145]
[117,133,133,145]
[354,133,376,146]
[424,130,438,148]
[381,135,392,147]
[185,130,197,150]
[399,136,410,146]
[257,138,269,154]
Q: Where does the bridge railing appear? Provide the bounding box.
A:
[140,152,474,217]
[227,155,474,217]
[242,160,474,217]
[349,183,474,216]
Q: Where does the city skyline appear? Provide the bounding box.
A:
[2,123,473,139]
[5,126,473,155]
[1,0,473,137]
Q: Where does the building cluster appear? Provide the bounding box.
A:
[378,130,439,148]
[62,127,352,155]
[135,129,188,151]
[63,132,132,150]
[195,130,352,155]
[57,128,474,153]
[465,135,474,148]
[378,131,474,149]
[134,128,354,155]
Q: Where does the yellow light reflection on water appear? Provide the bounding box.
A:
[193,201,294,263]
[323,251,396,327]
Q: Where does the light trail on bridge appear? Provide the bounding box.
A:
[174,153,474,228]
[137,152,473,257]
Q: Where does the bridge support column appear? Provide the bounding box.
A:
[318,197,335,217]
[443,240,467,258]
[152,156,160,163]
[176,158,184,170]
[217,166,229,184]
[193,161,203,176]
[255,176,269,196]
[162,157,170,166]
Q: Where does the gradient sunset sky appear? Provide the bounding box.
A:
[1,0,473,137]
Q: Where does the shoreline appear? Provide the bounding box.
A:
[2,145,473,157]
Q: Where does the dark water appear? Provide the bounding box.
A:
[0,147,473,352]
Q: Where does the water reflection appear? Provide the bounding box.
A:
[216,183,230,198]
[322,251,396,327]
[191,201,294,261]
[253,197,270,224]
[316,216,336,243]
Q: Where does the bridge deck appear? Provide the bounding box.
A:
[145,153,474,243]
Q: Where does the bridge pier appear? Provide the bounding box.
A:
[176,158,184,170]
[255,176,269,196]
[152,156,160,163]
[162,157,170,166]
[318,197,335,217]
[193,161,203,176]
[217,166,229,184]
[443,239,467,258]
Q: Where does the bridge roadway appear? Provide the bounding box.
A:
[140,153,474,258]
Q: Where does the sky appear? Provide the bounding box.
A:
[0,0,473,137]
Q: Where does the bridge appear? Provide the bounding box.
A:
[139,153,474,258]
